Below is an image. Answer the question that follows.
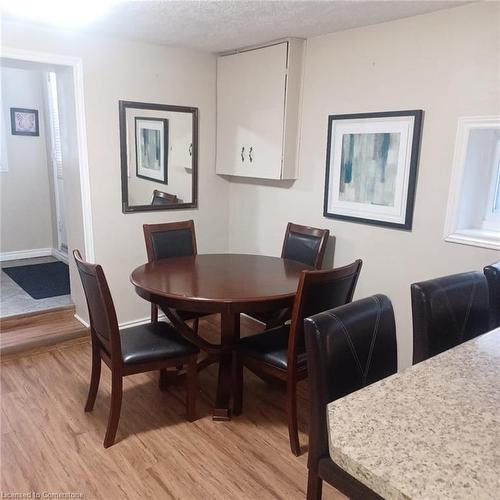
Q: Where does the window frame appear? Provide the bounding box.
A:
[443,116,500,251]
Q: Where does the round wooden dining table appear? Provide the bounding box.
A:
[130,253,311,420]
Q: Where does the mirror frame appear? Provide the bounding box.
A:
[119,100,198,213]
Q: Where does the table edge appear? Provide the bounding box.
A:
[130,253,310,305]
[325,329,500,500]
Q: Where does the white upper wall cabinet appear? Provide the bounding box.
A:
[216,39,304,180]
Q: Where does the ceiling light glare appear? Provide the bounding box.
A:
[2,0,121,27]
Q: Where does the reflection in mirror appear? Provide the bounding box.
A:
[119,101,198,212]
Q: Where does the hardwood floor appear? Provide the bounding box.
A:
[0,315,345,500]
[0,306,88,355]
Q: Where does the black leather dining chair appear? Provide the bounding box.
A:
[411,271,490,364]
[304,295,397,500]
[74,250,199,448]
[151,189,180,205]
[248,222,330,329]
[281,222,330,268]
[234,259,362,456]
[484,262,500,329]
[143,220,207,332]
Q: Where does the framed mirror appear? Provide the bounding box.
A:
[119,100,198,212]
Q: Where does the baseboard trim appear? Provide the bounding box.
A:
[74,313,166,330]
[52,248,69,264]
[119,313,167,330]
[74,314,89,328]
[0,248,53,262]
[241,312,266,325]
[77,313,257,330]
[0,247,70,264]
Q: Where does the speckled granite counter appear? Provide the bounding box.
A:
[327,328,500,500]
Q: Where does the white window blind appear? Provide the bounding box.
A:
[47,72,63,179]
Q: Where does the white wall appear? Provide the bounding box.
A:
[227,3,500,368]
[0,67,56,253]
[1,21,228,322]
[2,4,498,359]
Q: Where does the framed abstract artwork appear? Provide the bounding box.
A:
[324,110,423,230]
[135,117,168,184]
[10,108,39,136]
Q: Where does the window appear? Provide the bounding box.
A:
[444,116,500,251]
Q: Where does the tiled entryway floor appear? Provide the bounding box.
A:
[1,256,72,318]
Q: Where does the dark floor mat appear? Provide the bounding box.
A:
[3,261,70,299]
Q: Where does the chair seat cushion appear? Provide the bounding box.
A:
[120,321,198,365]
[239,325,307,371]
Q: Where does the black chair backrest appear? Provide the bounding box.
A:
[288,259,363,365]
[411,271,490,364]
[304,294,397,468]
[73,250,121,359]
[143,220,197,262]
[281,222,329,269]
[151,189,179,206]
[484,262,500,329]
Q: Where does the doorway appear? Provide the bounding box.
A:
[0,64,71,318]
[0,49,93,337]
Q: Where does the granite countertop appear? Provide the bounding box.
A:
[327,328,500,500]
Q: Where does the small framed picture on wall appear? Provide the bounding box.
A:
[10,108,39,136]
[324,110,423,230]
[134,117,169,184]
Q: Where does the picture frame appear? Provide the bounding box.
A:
[119,100,199,213]
[324,110,423,230]
[134,117,168,184]
[10,108,39,136]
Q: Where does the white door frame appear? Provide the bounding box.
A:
[2,46,95,261]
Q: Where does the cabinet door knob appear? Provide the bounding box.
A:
[189,143,193,157]
[241,146,245,162]
[249,146,253,163]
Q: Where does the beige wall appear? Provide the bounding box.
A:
[0,66,56,253]
[227,3,500,368]
[1,21,228,323]
[2,5,498,358]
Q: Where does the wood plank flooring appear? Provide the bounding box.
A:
[0,306,88,355]
[0,315,345,500]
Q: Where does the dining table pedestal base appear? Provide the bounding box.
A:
[130,254,311,421]
[212,409,232,421]
[212,311,240,421]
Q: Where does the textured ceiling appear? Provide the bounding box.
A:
[4,1,468,53]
